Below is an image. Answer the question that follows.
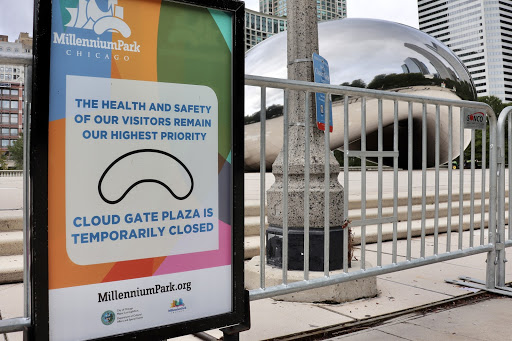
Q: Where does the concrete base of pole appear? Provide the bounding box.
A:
[245,257,378,303]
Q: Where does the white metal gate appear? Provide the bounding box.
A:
[245,75,500,300]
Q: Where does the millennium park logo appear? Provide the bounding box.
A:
[53,0,141,60]
[101,310,116,325]
[65,0,131,38]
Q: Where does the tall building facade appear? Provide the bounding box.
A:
[245,9,288,51]
[0,83,23,153]
[259,0,346,21]
[0,33,32,153]
[246,0,347,51]
[418,0,512,102]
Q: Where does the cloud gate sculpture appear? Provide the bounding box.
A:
[244,18,476,171]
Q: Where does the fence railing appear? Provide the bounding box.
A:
[1,73,509,336]
[497,106,512,288]
[0,170,23,177]
[245,74,498,300]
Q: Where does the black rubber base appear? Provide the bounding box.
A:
[266,226,344,271]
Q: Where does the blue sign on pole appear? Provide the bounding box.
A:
[313,53,333,132]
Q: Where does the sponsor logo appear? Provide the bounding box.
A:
[101,310,116,325]
[168,298,187,312]
[464,109,486,129]
[468,112,485,123]
[65,0,131,38]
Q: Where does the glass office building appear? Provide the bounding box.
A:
[245,9,288,51]
[259,0,346,21]
[246,0,347,51]
[418,0,512,102]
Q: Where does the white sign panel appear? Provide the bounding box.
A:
[66,76,219,265]
[464,108,486,130]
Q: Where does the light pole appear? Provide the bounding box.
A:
[266,0,345,271]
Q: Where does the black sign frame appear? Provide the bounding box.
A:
[30,0,245,339]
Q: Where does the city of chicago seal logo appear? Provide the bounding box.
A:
[101,310,116,325]
[65,0,131,38]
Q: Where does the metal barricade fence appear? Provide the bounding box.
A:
[0,72,505,336]
[245,75,498,300]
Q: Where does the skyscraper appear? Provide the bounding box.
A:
[0,33,31,154]
[245,0,347,51]
[245,9,288,51]
[418,0,512,102]
[260,0,346,21]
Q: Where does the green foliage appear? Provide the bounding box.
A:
[333,149,344,166]
[333,149,376,168]
[478,96,510,115]
[368,73,425,90]
[8,134,23,170]
[463,127,489,168]
[463,97,512,167]
[334,80,366,101]
[245,104,284,125]
[365,73,474,100]
[349,79,367,88]
[0,153,7,170]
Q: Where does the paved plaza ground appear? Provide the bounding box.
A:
[1,172,511,340]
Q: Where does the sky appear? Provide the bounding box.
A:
[0,0,33,42]
[1,0,418,41]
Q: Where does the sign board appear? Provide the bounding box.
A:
[31,0,245,339]
[463,108,486,130]
[313,53,333,132]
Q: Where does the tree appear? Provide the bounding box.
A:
[245,105,284,125]
[335,80,367,101]
[367,73,432,90]
[478,96,509,115]
[8,134,23,170]
[463,97,512,167]
[0,153,7,170]
[350,79,367,88]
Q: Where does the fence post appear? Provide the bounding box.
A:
[484,107,499,289]
[496,107,512,287]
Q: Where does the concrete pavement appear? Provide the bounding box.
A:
[1,172,511,340]
[328,296,512,341]
[236,232,512,340]
[1,231,509,340]
[0,177,22,211]
[0,169,500,211]
[245,168,500,202]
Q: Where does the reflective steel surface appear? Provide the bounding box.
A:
[245,18,476,116]
[244,18,476,171]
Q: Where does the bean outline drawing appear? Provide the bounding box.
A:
[98,149,194,205]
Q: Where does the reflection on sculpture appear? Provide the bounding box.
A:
[245,18,476,171]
